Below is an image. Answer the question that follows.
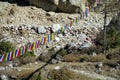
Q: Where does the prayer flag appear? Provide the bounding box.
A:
[8,52,12,61]
[41,38,44,45]
[5,52,9,61]
[0,54,5,62]
[51,33,55,40]
[12,49,16,59]
[48,35,51,42]
[70,21,72,27]
[44,37,47,45]
[32,42,36,51]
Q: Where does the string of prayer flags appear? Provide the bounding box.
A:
[0,54,5,62]
[8,52,12,61]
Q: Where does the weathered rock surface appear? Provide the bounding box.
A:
[28,0,87,13]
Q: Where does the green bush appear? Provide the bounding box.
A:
[37,72,42,80]
[0,41,15,54]
[58,48,68,56]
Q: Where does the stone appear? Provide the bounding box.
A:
[55,54,63,61]
[79,41,92,49]
[0,67,5,71]
[37,26,46,34]
[0,75,8,80]
[28,0,87,13]
[97,62,103,68]
[58,34,63,38]
[52,24,61,33]
[54,66,60,70]
[46,12,55,16]
[16,69,22,72]
[50,59,58,64]
[8,64,13,68]
[55,36,60,42]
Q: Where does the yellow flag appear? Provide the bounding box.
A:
[51,33,55,40]
[5,52,9,61]
[12,49,16,59]
[32,42,36,51]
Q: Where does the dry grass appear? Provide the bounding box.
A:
[49,67,100,80]
[63,54,81,62]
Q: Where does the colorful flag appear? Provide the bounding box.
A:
[70,21,72,27]
[8,52,12,61]
[44,37,47,45]
[5,52,9,61]
[16,48,20,57]
[12,49,16,59]
[78,16,80,21]
[41,38,44,45]
[85,7,89,17]
[48,34,51,42]
[51,33,55,40]
[23,45,27,54]
[0,54,5,62]
[36,40,40,48]
[29,43,33,51]
[32,42,36,51]
[76,17,78,23]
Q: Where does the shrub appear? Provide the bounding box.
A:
[58,48,68,56]
[80,54,89,62]
[0,41,15,55]
[63,54,81,62]
[90,55,106,62]
[104,60,119,68]
[37,72,42,80]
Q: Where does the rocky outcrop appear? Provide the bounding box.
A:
[28,0,88,13]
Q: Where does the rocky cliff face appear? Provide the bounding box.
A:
[28,0,88,13]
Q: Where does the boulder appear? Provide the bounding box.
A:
[0,75,8,80]
[28,0,88,13]
[54,66,60,70]
[79,41,92,49]
[52,24,61,33]
[50,59,58,64]
[55,54,63,61]
[55,36,60,42]
[0,67,5,71]
[46,12,55,16]
[37,26,46,34]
